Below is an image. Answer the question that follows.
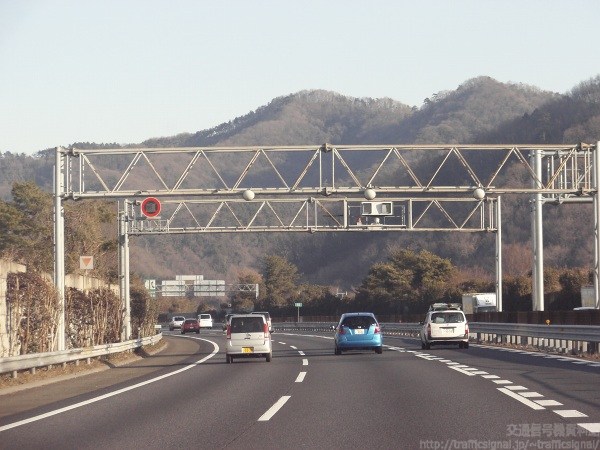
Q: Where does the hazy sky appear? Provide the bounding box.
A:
[2,0,599,155]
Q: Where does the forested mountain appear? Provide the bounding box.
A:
[2,75,600,290]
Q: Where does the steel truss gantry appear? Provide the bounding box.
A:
[53,143,600,351]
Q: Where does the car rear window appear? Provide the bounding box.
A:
[231,317,264,333]
[199,314,211,319]
[184,319,197,324]
[431,312,464,324]
[341,316,376,329]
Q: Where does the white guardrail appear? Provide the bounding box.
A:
[0,333,162,378]
[273,322,600,355]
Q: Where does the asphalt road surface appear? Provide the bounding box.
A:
[1,330,598,449]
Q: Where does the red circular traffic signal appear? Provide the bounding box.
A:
[141,197,161,218]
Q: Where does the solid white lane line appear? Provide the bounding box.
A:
[295,372,306,383]
[302,359,308,366]
[497,388,545,410]
[258,396,291,421]
[0,338,220,433]
[554,410,588,418]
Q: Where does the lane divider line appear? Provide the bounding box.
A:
[295,372,306,383]
[535,399,563,406]
[554,410,588,418]
[258,396,291,421]
[449,366,476,376]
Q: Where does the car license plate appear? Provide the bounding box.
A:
[242,347,254,353]
[442,327,455,334]
[355,329,365,334]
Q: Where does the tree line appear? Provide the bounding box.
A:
[191,251,591,321]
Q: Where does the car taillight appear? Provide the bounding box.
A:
[226,324,231,339]
[374,325,380,334]
[465,323,469,338]
[338,326,345,335]
[427,324,431,339]
[264,322,269,338]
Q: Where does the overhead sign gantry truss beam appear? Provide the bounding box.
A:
[126,197,498,234]
[61,144,595,200]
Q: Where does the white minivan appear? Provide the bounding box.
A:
[198,313,213,329]
[226,314,272,363]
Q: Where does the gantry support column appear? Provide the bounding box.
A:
[495,196,503,312]
[53,147,66,351]
[531,149,544,311]
[118,201,132,340]
[594,141,600,309]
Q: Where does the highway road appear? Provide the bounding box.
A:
[0,330,599,449]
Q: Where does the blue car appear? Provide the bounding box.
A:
[334,312,383,355]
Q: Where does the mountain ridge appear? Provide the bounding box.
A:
[3,75,600,288]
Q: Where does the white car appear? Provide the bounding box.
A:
[169,315,186,331]
[226,314,272,363]
[198,313,213,329]
[420,304,469,349]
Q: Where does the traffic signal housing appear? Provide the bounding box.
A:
[141,197,161,218]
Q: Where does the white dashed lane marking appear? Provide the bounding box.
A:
[258,396,291,422]
[554,410,588,418]
[449,366,477,376]
[519,392,543,398]
[579,423,600,433]
[535,399,563,407]
[295,372,306,383]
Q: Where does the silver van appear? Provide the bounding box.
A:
[226,314,272,363]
